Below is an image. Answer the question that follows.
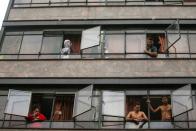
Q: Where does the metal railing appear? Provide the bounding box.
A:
[1,119,196,129]
[12,0,187,8]
[0,52,196,60]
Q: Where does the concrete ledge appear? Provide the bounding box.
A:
[0,60,196,78]
[8,7,196,20]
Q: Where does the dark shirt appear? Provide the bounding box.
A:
[147,46,158,53]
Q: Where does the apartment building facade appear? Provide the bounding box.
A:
[0,0,196,130]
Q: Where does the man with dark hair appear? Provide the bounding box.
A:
[147,96,172,121]
[126,102,148,128]
[144,37,158,57]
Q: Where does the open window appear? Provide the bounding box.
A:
[30,94,53,120]
[73,85,96,128]
[146,33,166,53]
[4,89,32,117]
[64,33,81,58]
[102,91,125,128]
[80,26,102,58]
[172,84,193,128]
[126,95,148,129]
[52,95,74,121]
[165,20,181,52]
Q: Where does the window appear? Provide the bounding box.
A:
[81,26,102,59]
[126,95,148,128]
[4,89,32,117]
[172,84,193,128]
[64,33,81,58]
[0,35,22,59]
[168,34,189,58]
[126,33,146,58]
[52,95,74,121]
[104,32,125,58]
[73,85,97,128]
[19,35,42,59]
[102,91,125,128]
[40,31,63,59]
[189,33,196,58]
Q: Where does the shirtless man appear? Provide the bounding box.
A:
[147,96,172,121]
[126,102,148,128]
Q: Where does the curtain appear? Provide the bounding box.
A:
[64,34,81,54]
[53,96,74,121]
[159,35,166,53]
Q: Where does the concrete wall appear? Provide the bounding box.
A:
[0,60,195,77]
[8,6,196,21]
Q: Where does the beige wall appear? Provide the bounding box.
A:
[8,7,196,20]
[0,60,195,77]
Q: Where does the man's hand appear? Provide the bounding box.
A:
[144,50,148,54]
[146,98,151,103]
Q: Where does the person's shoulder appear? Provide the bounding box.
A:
[128,111,134,114]
[140,111,145,114]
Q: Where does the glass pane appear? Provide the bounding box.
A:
[188,95,196,128]
[126,90,147,95]
[168,34,189,58]
[81,26,101,50]
[19,35,42,59]
[106,0,125,5]
[14,0,31,3]
[189,34,196,58]
[69,0,86,5]
[0,96,7,119]
[149,122,173,129]
[126,34,146,58]
[172,84,193,117]
[165,20,181,51]
[0,35,22,59]
[173,113,189,128]
[102,91,125,117]
[164,0,183,4]
[32,0,50,3]
[74,108,97,128]
[40,36,63,59]
[4,89,32,117]
[102,116,124,128]
[88,0,106,5]
[82,45,101,59]
[150,90,171,95]
[27,122,50,128]
[51,122,74,128]
[73,85,93,117]
[104,34,125,58]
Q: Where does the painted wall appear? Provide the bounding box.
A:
[8,7,196,20]
[0,60,195,77]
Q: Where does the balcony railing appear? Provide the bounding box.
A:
[12,0,192,8]
[1,119,196,129]
[0,52,196,60]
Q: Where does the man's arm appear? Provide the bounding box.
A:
[144,50,158,57]
[142,112,148,121]
[150,105,160,113]
[126,112,133,121]
[147,99,160,113]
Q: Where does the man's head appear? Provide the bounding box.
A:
[162,96,169,104]
[146,38,153,48]
[33,107,40,116]
[134,102,141,112]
